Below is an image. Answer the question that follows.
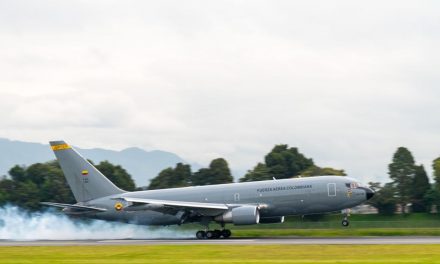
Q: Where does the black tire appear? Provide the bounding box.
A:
[342,220,349,227]
[221,229,232,238]
[206,231,215,239]
[196,230,206,239]
[213,229,221,239]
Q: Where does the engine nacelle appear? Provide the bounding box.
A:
[215,206,260,225]
[259,216,285,224]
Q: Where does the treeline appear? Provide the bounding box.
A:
[368,147,440,215]
[147,144,345,189]
[1,143,438,216]
[0,160,135,210]
[0,144,344,210]
[148,158,233,190]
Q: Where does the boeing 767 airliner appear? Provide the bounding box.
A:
[42,141,374,239]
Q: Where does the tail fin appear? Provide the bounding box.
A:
[50,140,125,202]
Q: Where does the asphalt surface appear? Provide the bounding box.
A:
[1,237,440,246]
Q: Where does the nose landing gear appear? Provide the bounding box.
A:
[341,209,350,227]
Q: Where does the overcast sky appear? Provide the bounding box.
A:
[0,0,439,183]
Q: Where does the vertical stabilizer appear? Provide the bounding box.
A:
[50,140,124,202]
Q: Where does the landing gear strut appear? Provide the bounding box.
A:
[341,209,350,227]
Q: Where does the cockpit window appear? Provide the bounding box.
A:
[346,182,360,188]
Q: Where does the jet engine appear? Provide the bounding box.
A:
[214,206,260,225]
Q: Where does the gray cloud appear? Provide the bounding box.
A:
[0,0,439,183]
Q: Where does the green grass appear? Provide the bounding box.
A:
[166,212,440,237]
[252,213,440,229]
[232,227,440,237]
[178,213,440,231]
[1,245,440,263]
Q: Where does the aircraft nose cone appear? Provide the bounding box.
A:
[365,187,375,200]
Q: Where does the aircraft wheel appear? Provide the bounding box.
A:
[196,230,206,239]
[213,229,221,239]
[221,229,231,238]
[342,219,349,227]
[206,231,215,239]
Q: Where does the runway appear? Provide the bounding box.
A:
[1,237,440,246]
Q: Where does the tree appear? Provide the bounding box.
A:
[265,145,314,179]
[0,177,16,205]
[13,181,41,210]
[388,147,416,212]
[192,158,233,186]
[240,163,271,182]
[95,161,136,191]
[299,165,346,177]
[173,163,192,186]
[8,165,26,182]
[40,162,75,204]
[424,188,440,213]
[411,165,431,212]
[433,157,440,190]
[148,163,191,190]
[240,144,316,182]
[367,182,397,215]
[0,160,136,210]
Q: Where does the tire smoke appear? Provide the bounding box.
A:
[0,205,192,240]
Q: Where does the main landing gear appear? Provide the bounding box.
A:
[196,229,232,239]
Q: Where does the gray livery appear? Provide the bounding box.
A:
[43,140,374,239]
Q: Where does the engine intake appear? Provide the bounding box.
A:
[215,206,260,225]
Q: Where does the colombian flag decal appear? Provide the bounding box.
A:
[81,170,89,176]
[51,144,71,151]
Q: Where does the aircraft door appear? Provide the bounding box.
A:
[234,193,240,202]
[327,183,336,197]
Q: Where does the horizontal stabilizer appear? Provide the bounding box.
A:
[40,202,107,212]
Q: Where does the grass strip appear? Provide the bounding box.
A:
[1,245,440,264]
[233,227,440,237]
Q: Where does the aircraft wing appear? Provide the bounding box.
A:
[114,197,229,216]
[40,202,107,212]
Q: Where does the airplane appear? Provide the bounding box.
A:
[42,140,374,239]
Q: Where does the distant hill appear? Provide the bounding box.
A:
[0,138,187,187]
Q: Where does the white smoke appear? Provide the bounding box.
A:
[0,205,193,240]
